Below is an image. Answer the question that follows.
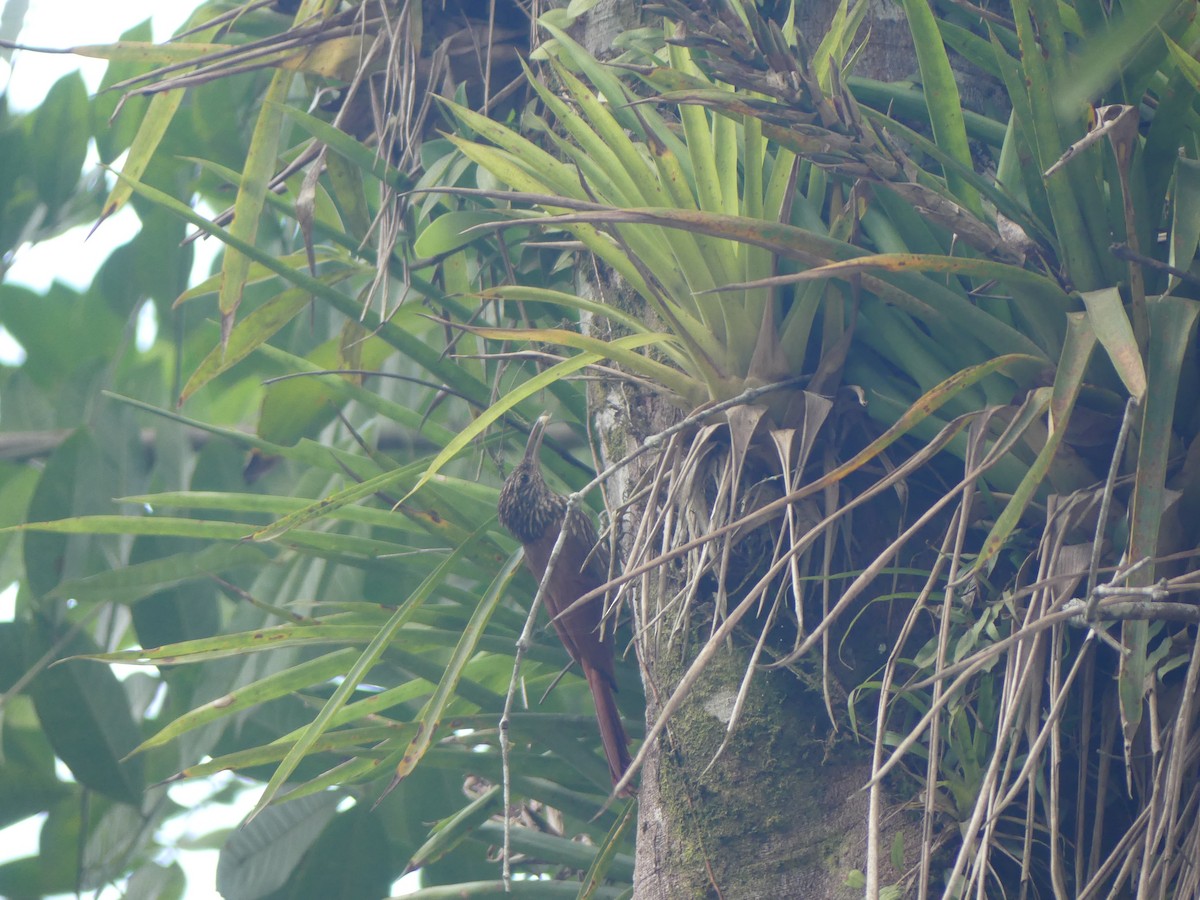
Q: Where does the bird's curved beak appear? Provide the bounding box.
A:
[523,413,550,463]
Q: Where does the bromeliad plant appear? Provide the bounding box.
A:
[441,15,915,404]
[435,0,1200,894]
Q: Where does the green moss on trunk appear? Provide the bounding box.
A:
[642,633,871,898]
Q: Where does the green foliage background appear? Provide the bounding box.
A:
[1,0,1199,896]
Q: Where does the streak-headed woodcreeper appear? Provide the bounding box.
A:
[497,415,632,788]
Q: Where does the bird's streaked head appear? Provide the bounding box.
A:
[498,414,561,542]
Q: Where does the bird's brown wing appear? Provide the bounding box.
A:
[522,509,630,786]
[523,507,618,689]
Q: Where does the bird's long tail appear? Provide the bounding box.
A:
[584,665,633,791]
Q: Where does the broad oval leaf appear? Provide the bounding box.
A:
[216,790,341,900]
[30,630,145,805]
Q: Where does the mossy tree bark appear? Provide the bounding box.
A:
[631,635,885,898]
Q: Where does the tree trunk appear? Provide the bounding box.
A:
[571,0,937,896]
[632,635,883,898]
[603,392,921,899]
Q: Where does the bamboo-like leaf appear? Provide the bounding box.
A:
[5,515,264,541]
[251,341,462,451]
[70,40,226,65]
[474,822,634,879]
[277,33,368,80]
[273,102,413,194]
[119,488,491,534]
[177,664,526,783]
[245,460,434,543]
[177,725,405,780]
[246,344,639,544]
[405,785,504,872]
[173,246,350,306]
[10,506,454,568]
[247,522,488,821]
[578,797,638,898]
[276,752,404,803]
[77,34,368,81]
[49,542,272,603]
[92,12,227,226]
[179,286,320,403]
[85,622,383,666]
[110,170,511,420]
[131,649,360,755]
[385,549,522,785]
[97,89,185,225]
[111,171,361,325]
[219,69,294,341]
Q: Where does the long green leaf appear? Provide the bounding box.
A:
[110,171,508,420]
[973,312,1096,573]
[273,102,412,193]
[394,333,670,506]
[386,549,522,784]
[406,786,504,872]
[1127,297,1200,578]
[1119,297,1199,771]
[578,797,638,898]
[220,69,294,336]
[1007,0,1104,284]
[180,285,323,403]
[899,0,982,215]
[1079,287,1147,399]
[130,649,360,755]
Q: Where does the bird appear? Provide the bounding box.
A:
[497,415,633,789]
